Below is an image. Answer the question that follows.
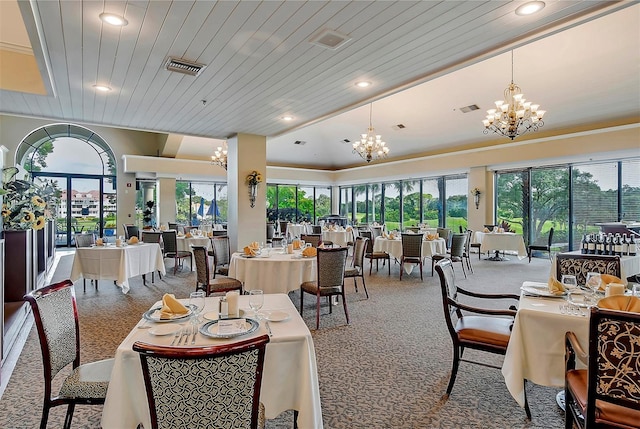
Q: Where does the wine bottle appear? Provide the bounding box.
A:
[596,234,604,255]
[622,234,629,255]
[614,233,623,256]
[581,234,587,254]
[604,233,612,255]
[587,234,596,254]
[629,235,637,256]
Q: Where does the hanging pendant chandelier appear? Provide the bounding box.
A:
[353,103,389,163]
[211,141,228,170]
[483,51,546,140]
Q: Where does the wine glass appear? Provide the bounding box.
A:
[561,275,578,290]
[189,291,206,323]
[585,272,602,306]
[249,290,264,319]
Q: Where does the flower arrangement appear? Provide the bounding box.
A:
[1,167,60,231]
[143,200,156,228]
[246,170,263,186]
[471,187,481,196]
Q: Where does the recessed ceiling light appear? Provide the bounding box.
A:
[355,81,371,88]
[99,13,128,26]
[515,1,545,16]
[282,116,294,121]
[93,84,112,92]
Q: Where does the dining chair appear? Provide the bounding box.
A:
[300,233,322,248]
[400,233,424,281]
[167,222,178,231]
[564,305,640,429]
[266,223,275,244]
[300,247,349,329]
[122,224,140,240]
[462,229,474,273]
[434,259,531,419]
[209,236,232,278]
[24,279,114,429]
[212,229,228,236]
[437,227,452,249]
[133,334,270,429]
[360,230,391,275]
[528,227,554,263]
[183,225,198,235]
[279,220,289,237]
[141,231,164,281]
[161,230,192,274]
[311,225,322,234]
[344,236,369,298]
[370,225,384,240]
[468,229,483,259]
[556,253,621,286]
[74,233,97,291]
[431,233,467,278]
[192,246,242,296]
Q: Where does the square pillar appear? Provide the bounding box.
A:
[157,177,176,227]
[227,133,267,254]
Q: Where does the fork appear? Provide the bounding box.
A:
[180,326,190,345]
[170,328,182,346]
[190,323,198,345]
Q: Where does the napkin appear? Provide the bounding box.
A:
[160,293,189,319]
[128,236,139,244]
[598,296,640,313]
[243,246,257,256]
[345,226,352,232]
[95,238,104,246]
[600,274,627,287]
[185,232,193,238]
[302,247,317,257]
[292,240,302,250]
[426,234,437,241]
[388,233,396,240]
[159,225,168,231]
[250,241,260,250]
[207,231,213,238]
[483,227,490,233]
[547,277,566,295]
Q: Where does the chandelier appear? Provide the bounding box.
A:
[211,141,228,170]
[483,51,546,140]
[353,103,389,163]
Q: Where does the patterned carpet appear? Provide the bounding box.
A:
[0,251,567,428]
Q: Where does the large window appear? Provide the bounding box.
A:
[175,181,227,226]
[383,182,400,230]
[340,187,353,222]
[444,176,468,233]
[367,184,383,225]
[354,186,367,225]
[402,180,421,230]
[267,184,333,223]
[422,178,441,227]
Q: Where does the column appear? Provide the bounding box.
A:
[157,177,176,227]
[227,133,267,254]
[468,166,490,232]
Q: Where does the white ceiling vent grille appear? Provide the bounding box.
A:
[165,57,206,76]
[392,124,406,130]
[459,104,480,113]
[309,29,351,50]
[294,140,307,145]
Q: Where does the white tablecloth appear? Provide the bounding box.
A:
[70,243,166,294]
[322,230,352,247]
[229,250,316,294]
[474,231,528,259]
[550,250,640,281]
[286,224,312,239]
[177,236,211,271]
[373,237,446,261]
[502,284,589,407]
[101,294,323,429]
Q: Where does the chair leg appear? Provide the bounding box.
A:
[341,291,349,325]
[63,403,75,429]
[431,258,435,276]
[300,292,304,316]
[419,261,423,281]
[445,346,461,398]
[353,277,359,293]
[40,404,50,429]
[523,380,532,420]
[460,260,467,279]
[316,293,321,330]
[361,274,369,299]
[400,261,403,281]
[387,258,390,275]
[369,259,373,275]
[83,279,86,293]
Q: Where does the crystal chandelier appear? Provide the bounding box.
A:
[353,103,389,163]
[483,51,546,140]
[211,141,228,170]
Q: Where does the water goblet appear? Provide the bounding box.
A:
[632,284,640,297]
[561,275,578,290]
[585,272,602,306]
[189,291,206,323]
[249,290,264,319]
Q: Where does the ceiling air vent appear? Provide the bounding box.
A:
[392,124,406,130]
[294,140,307,145]
[459,104,480,113]
[341,139,351,144]
[309,29,351,50]
[165,57,206,76]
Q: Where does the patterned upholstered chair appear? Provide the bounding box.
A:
[24,280,114,429]
[564,304,640,429]
[300,233,322,248]
[344,236,369,298]
[75,233,97,291]
[300,247,349,330]
[360,230,390,275]
[400,233,424,281]
[192,246,242,296]
[133,334,270,429]
[556,253,621,286]
[434,259,531,419]
[161,230,192,274]
[209,236,232,278]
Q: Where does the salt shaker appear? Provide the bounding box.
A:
[219,297,228,319]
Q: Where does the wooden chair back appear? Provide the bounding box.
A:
[556,253,621,286]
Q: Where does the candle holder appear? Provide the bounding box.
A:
[471,188,481,210]
[246,170,263,208]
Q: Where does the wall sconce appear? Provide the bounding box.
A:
[471,188,481,210]
[245,170,263,208]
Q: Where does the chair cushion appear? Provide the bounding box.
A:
[432,254,448,261]
[209,278,242,292]
[529,245,550,251]
[216,267,229,276]
[366,252,389,259]
[402,257,421,264]
[344,267,360,277]
[166,251,191,258]
[455,316,512,348]
[59,358,114,399]
[566,369,640,429]
[301,281,342,295]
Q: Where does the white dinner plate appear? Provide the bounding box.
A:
[203,309,248,321]
[143,305,193,323]
[199,318,259,339]
[521,284,566,298]
[148,323,180,336]
[262,310,290,322]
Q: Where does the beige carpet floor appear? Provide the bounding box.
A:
[0,251,567,428]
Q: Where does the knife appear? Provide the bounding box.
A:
[265,320,273,337]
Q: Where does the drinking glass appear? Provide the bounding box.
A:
[632,284,640,297]
[189,291,206,323]
[249,290,264,319]
[561,275,578,290]
[585,272,602,306]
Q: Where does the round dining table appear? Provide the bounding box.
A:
[322,229,353,247]
[229,249,317,294]
[373,236,446,261]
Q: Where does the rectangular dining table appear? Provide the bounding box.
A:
[501,283,589,407]
[229,249,317,294]
[70,242,166,294]
[101,293,323,429]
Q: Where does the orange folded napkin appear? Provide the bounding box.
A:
[128,236,139,244]
[426,234,437,241]
[292,240,302,250]
[243,246,257,256]
[345,226,352,232]
[483,227,490,233]
[598,296,640,313]
[160,293,189,319]
[302,247,317,257]
[250,241,260,250]
[600,274,627,287]
[207,231,213,238]
[95,238,104,246]
[185,232,193,238]
[547,277,566,295]
[159,224,168,231]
